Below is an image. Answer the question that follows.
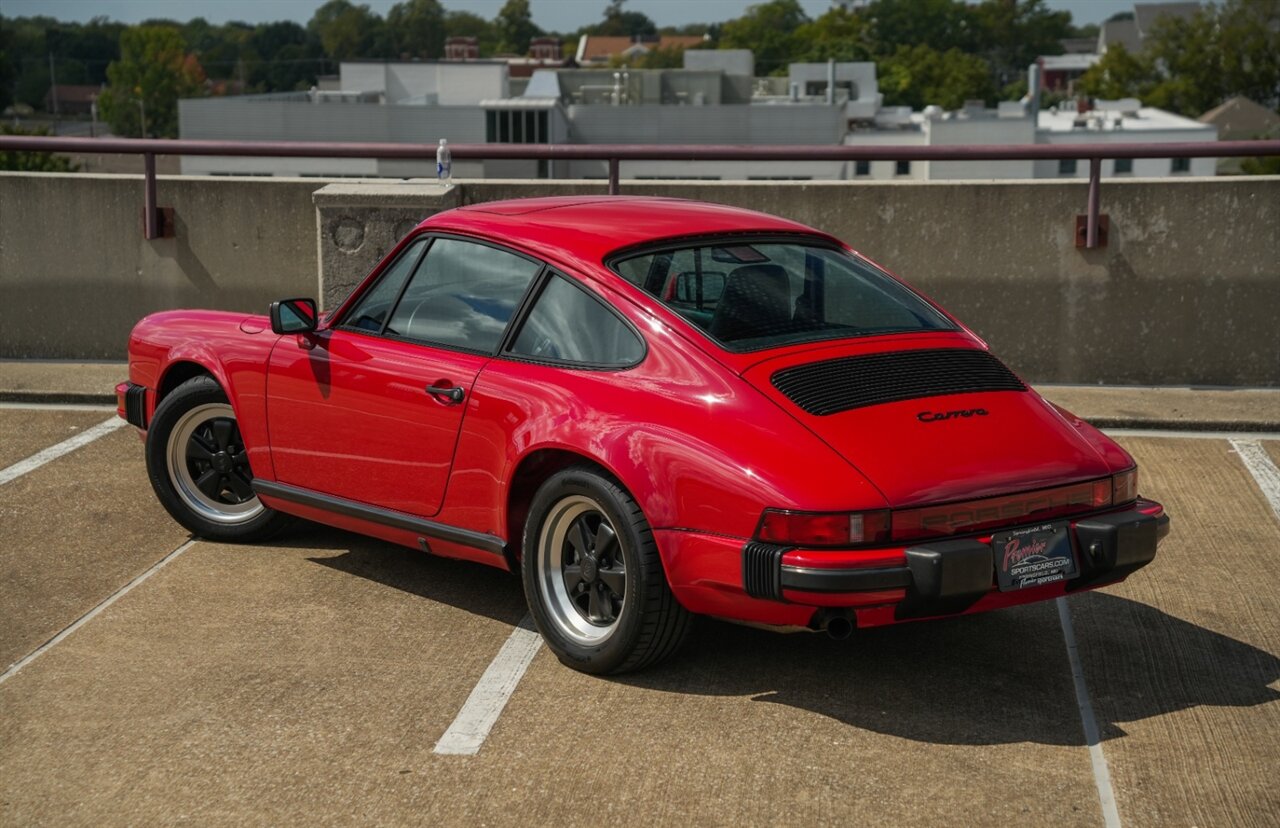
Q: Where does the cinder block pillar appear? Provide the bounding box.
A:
[312,182,461,310]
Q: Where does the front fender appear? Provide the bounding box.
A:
[128,310,278,479]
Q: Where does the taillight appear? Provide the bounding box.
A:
[1112,467,1138,504]
[756,509,891,547]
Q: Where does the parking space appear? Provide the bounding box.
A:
[1,408,1277,825]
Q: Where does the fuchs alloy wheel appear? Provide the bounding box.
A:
[523,466,692,674]
[145,375,293,542]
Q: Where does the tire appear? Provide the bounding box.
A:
[522,466,692,674]
[145,375,293,542]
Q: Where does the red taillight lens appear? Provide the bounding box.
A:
[1112,467,1138,504]
[756,509,891,547]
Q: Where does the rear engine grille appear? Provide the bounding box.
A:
[742,542,786,600]
[771,348,1026,416]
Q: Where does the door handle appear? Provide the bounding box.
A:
[426,383,465,404]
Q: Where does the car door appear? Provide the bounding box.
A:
[265,234,544,518]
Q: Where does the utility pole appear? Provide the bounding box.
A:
[48,52,59,134]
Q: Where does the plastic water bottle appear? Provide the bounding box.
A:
[436,138,452,184]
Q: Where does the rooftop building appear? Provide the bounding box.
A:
[178,54,1216,181]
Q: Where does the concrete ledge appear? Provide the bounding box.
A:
[313,181,459,309]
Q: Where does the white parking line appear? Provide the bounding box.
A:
[0,539,199,686]
[0,402,116,412]
[434,614,543,756]
[1057,597,1122,828]
[1229,440,1280,523]
[0,416,126,486]
[1103,428,1280,441]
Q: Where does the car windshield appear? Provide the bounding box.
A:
[610,239,955,352]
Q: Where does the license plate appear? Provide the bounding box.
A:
[992,522,1076,591]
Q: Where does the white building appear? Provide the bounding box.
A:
[179,55,1216,181]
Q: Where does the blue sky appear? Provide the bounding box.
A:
[2,0,1138,30]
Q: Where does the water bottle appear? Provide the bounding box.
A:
[436,138,452,184]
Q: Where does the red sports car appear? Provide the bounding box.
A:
[117,196,1168,674]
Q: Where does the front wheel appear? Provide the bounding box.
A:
[145,375,293,542]
[523,466,692,674]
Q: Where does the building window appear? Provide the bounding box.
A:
[485,109,550,144]
[895,160,910,176]
[1171,157,1190,173]
[1114,158,1133,174]
[1058,159,1077,175]
[855,160,870,177]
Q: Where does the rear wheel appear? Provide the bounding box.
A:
[523,466,691,674]
[145,375,293,542]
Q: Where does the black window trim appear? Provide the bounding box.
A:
[604,232,959,355]
[333,231,550,358]
[497,269,649,372]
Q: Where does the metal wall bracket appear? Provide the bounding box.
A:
[1075,213,1108,248]
[141,206,175,239]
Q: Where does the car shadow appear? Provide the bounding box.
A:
[281,524,527,627]
[290,528,1278,748]
[618,591,1280,747]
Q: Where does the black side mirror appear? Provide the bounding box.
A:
[270,298,318,334]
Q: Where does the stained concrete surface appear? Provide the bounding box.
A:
[1072,436,1280,827]
[1,410,1278,826]
[0,409,110,468]
[0,425,189,667]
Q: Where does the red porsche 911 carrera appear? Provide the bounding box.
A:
[117,196,1168,674]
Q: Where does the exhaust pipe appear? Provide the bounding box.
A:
[825,616,853,640]
[812,610,855,640]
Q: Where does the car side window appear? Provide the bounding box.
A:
[509,274,644,367]
[385,238,542,352]
[340,238,428,333]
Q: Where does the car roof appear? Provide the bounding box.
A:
[419,196,832,267]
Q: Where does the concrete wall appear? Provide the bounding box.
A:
[0,172,320,360]
[2,172,1276,386]
[455,178,1280,386]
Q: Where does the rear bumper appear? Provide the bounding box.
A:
[659,500,1167,630]
[115,381,148,429]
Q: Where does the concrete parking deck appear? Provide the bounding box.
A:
[1,395,1278,824]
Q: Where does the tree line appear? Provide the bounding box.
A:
[1,0,1275,140]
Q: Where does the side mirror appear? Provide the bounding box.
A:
[270,298,318,334]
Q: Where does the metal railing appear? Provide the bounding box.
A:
[2,135,1276,248]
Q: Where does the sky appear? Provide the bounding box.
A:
[1,0,1139,31]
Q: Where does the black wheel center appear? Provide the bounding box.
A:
[581,556,599,583]
[211,452,233,473]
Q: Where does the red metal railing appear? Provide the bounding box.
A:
[2,136,1276,247]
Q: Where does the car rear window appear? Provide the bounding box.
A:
[609,240,954,352]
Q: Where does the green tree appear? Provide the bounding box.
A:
[1217,0,1280,110]
[972,0,1072,86]
[0,20,14,111]
[0,124,81,170]
[1240,155,1280,175]
[386,0,445,59]
[495,0,542,55]
[865,0,979,55]
[308,0,385,61]
[719,0,809,75]
[792,6,872,64]
[1081,0,1279,116]
[879,44,995,110]
[98,25,205,138]
[445,11,498,56]
[593,1,657,38]
[1077,43,1157,101]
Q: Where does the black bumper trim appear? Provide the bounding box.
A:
[741,507,1167,614]
[780,564,911,593]
[1067,508,1165,592]
[123,382,148,429]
